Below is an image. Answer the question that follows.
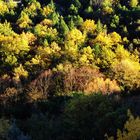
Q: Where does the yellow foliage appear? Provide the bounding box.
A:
[0,0,17,15]
[24,1,41,17]
[93,32,112,47]
[34,24,58,38]
[31,55,41,65]
[65,28,86,59]
[40,19,53,26]
[0,21,15,36]
[50,42,61,52]
[97,43,140,89]
[110,45,140,89]
[115,45,139,61]
[14,64,28,81]
[17,12,32,28]
[0,1,9,15]
[109,32,122,45]
[65,28,85,46]
[98,47,116,68]
[108,110,140,140]
[42,5,53,16]
[54,62,73,72]
[112,58,140,89]
[93,32,122,47]
[102,0,115,14]
[65,46,79,60]
[81,19,96,33]
[37,42,61,61]
[83,46,93,54]
[129,0,139,7]
[79,54,88,64]
[7,0,17,9]
[0,32,30,54]
[25,32,36,45]
[84,77,120,94]
[123,37,129,43]
[102,6,113,14]
[79,46,94,65]
[115,45,129,60]
[56,63,64,71]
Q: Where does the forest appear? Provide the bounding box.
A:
[0,0,140,139]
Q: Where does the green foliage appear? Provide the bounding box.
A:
[111,15,120,28]
[96,19,104,33]
[69,4,79,14]
[58,17,69,36]
[8,122,31,140]
[63,94,127,140]
[25,114,62,140]
[0,118,10,139]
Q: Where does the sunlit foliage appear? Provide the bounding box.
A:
[0,0,17,16]
[81,19,96,34]
[108,110,140,140]
[17,12,33,28]
[0,0,139,139]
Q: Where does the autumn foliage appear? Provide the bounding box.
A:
[0,0,139,139]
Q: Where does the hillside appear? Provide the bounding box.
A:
[0,0,140,139]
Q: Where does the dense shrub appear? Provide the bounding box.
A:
[7,121,31,140]
[0,118,10,140]
[63,94,127,140]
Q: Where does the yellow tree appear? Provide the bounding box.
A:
[64,28,86,60]
[81,19,96,34]
[108,110,140,140]
[0,32,30,65]
[17,12,33,29]
[129,0,139,7]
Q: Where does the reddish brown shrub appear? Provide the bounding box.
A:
[28,66,121,99]
[64,66,103,92]
[29,70,52,98]
[0,87,19,104]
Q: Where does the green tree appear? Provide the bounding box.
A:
[63,94,127,140]
[0,118,10,140]
[96,19,104,33]
[59,17,69,36]
[69,4,78,15]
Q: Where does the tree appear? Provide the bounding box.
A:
[81,19,96,34]
[108,110,140,140]
[59,17,69,36]
[8,121,31,140]
[17,12,32,29]
[0,21,15,36]
[0,118,10,140]
[96,19,104,33]
[129,0,138,7]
